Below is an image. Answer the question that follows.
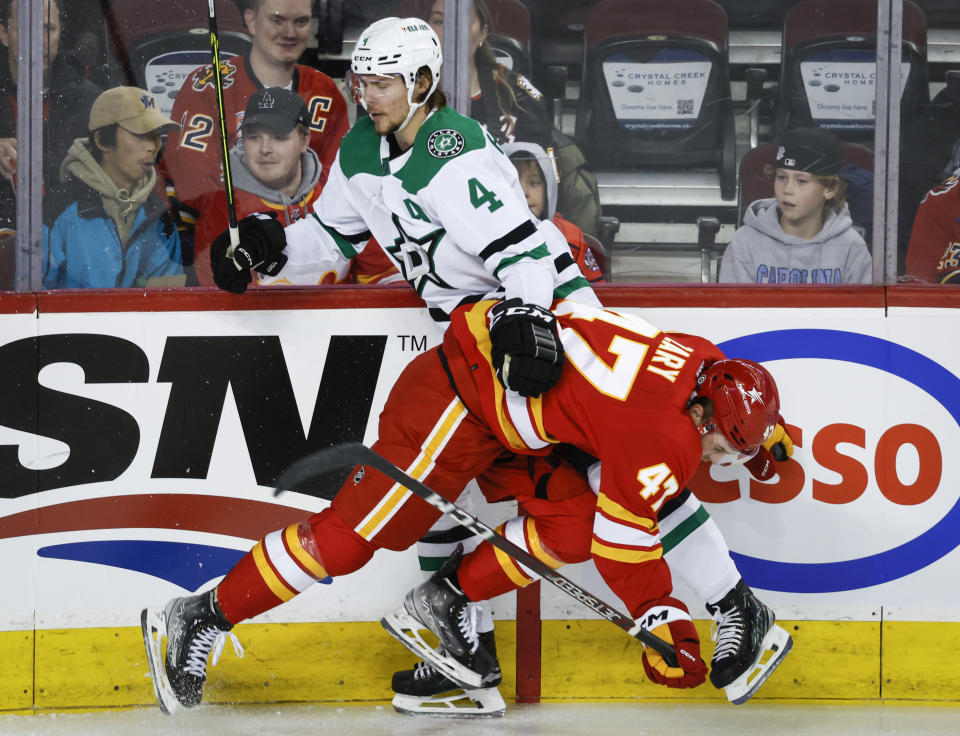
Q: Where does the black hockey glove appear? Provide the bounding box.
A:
[488,298,565,398]
[210,213,288,294]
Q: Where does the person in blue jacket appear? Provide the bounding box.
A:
[42,86,184,289]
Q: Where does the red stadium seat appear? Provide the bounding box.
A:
[774,0,929,144]
[106,0,251,118]
[573,0,737,199]
[582,232,609,282]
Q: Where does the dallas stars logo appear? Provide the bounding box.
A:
[385,214,453,294]
[427,128,465,159]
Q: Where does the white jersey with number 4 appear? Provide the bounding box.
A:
[277,106,594,320]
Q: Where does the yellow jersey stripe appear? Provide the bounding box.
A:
[525,517,564,568]
[356,398,467,540]
[284,524,328,579]
[596,492,657,530]
[494,544,534,587]
[591,539,662,564]
[463,301,527,451]
[252,541,297,602]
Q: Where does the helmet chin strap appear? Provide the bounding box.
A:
[396,83,427,133]
[397,71,440,133]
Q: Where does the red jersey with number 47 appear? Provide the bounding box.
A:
[445,299,725,614]
[164,55,349,210]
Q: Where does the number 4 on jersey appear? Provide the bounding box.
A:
[468,178,503,212]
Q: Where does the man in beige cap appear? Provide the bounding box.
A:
[42,86,186,289]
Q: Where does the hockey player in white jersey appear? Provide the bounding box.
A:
[208,18,594,319]
[146,16,793,717]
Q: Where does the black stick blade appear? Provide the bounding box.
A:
[273,442,367,499]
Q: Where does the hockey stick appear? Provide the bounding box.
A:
[207,0,241,267]
[274,442,679,667]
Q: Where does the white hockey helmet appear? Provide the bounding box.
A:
[350,17,443,132]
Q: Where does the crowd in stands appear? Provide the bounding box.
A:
[0,0,957,290]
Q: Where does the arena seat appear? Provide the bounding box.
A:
[573,0,737,200]
[105,0,251,118]
[393,0,532,75]
[911,0,960,29]
[773,0,929,145]
[712,0,794,30]
[582,231,609,282]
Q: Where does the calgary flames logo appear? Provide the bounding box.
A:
[192,59,237,92]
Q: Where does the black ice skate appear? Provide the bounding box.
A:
[706,579,793,705]
[141,590,243,713]
[381,546,500,689]
[391,631,505,717]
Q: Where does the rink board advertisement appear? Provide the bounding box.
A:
[2,286,960,707]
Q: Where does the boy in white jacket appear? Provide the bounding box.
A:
[720,127,871,284]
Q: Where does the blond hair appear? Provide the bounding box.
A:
[814,174,847,215]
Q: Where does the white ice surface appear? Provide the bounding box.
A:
[0,702,957,736]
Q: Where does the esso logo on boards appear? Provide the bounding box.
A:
[694,329,960,594]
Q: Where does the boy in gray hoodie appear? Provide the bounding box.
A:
[719,127,871,284]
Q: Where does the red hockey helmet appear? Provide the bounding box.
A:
[696,359,779,454]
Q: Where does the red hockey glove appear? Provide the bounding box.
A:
[636,597,707,689]
[744,417,795,481]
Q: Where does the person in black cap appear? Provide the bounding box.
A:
[719,127,871,284]
[192,86,396,286]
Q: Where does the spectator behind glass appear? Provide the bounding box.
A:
[193,86,396,287]
[164,0,349,221]
[0,0,100,238]
[719,127,871,285]
[42,87,184,289]
[504,141,602,284]
[426,0,601,237]
[899,75,960,269]
[903,167,960,284]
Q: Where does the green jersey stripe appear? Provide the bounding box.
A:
[492,243,550,279]
[311,214,366,258]
[554,275,591,299]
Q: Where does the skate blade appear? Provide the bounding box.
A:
[140,607,180,715]
[380,607,483,689]
[724,624,793,705]
[392,687,506,718]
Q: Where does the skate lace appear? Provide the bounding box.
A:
[457,603,480,654]
[184,627,245,678]
[412,661,437,680]
[710,606,744,662]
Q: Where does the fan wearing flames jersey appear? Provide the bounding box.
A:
[904,168,960,284]
[192,87,397,287]
[142,299,794,713]
[163,0,348,220]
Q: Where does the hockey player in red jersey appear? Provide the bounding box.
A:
[163,0,348,216]
[141,300,793,713]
